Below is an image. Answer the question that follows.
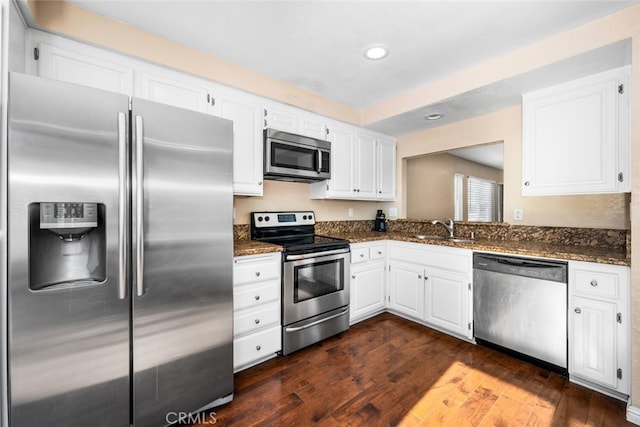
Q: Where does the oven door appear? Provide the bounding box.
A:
[282,248,350,326]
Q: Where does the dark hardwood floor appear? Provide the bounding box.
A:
[197,313,631,426]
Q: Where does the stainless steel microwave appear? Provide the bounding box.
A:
[264,129,330,182]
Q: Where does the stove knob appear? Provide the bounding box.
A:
[303,215,307,220]
[265,216,270,222]
[257,216,263,222]
[308,214,313,220]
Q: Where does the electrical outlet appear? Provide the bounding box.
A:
[389,207,398,217]
[348,208,354,218]
[514,208,523,221]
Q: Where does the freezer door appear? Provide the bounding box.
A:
[131,98,234,427]
[7,73,130,426]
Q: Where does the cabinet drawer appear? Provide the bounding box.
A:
[351,247,369,264]
[234,279,280,311]
[369,245,386,260]
[234,325,281,369]
[234,301,280,336]
[573,269,620,299]
[233,254,280,284]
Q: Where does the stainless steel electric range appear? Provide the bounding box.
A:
[250,211,350,355]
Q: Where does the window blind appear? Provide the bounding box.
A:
[467,176,495,222]
[454,173,464,221]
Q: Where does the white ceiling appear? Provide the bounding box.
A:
[448,143,503,170]
[61,1,637,135]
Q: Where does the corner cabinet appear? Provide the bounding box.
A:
[387,242,473,340]
[232,252,282,372]
[568,261,630,398]
[309,121,396,201]
[522,66,630,195]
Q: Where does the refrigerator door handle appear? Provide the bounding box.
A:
[118,112,127,299]
[135,115,145,297]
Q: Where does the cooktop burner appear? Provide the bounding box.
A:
[250,211,349,254]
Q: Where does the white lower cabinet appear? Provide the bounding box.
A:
[423,268,472,339]
[387,242,472,339]
[388,261,425,319]
[568,261,629,397]
[233,252,282,372]
[349,242,386,323]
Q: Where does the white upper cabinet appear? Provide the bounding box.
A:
[377,135,396,200]
[354,132,377,198]
[36,41,134,95]
[212,90,264,196]
[263,103,327,140]
[309,122,396,201]
[522,66,630,195]
[135,68,213,113]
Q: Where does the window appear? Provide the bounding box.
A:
[467,176,495,222]
[454,173,464,221]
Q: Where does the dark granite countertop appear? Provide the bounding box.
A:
[323,231,630,266]
[233,240,282,258]
[234,231,628,266]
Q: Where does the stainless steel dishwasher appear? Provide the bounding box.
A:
[473,253,568,372]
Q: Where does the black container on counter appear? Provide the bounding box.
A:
[374,209,387,232]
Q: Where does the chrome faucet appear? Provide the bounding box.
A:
[431,218,455,238]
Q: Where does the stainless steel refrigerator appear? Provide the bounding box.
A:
[6,73,234,427]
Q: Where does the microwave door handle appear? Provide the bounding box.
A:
[317,149,322,173]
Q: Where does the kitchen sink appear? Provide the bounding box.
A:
[448,238,475,243]
[412,234,474,243]
[413,234,446,240]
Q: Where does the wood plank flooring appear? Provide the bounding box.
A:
[196,313,631,426]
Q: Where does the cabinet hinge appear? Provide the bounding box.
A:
[468,283,471,291]
[33,47,39,60]
[617,312,622,323]
[468,322,472,330]
[618,173,624,183]
[264,109,268,117]
[326,128,330,136]
[618,84,624,94]
[388,265,391,271]
[617,368,622,380]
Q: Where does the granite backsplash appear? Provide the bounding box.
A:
[235,219,630,259]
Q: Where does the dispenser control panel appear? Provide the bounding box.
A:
[40,203,98,229]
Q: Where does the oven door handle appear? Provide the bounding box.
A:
[285,248,349,261]
[284,308,349,333]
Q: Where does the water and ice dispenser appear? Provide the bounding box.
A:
[29,202,106,290]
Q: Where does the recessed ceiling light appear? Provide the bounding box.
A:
[364,45,389,60]
[425,113,443,120]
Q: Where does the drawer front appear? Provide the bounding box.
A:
[234,325,281,369]
[234,279,280,310]
[234,254,280,284]
[234,301,280,336]
[573,269,620,299]
[369,245,386,260]
[351,247,369,264]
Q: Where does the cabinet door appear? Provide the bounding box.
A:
[299,112,327,140]
[388,262,424,319]
[522,66,629,195]
[326,124,356,197]
[216,94,264,196]
[264,105,298,134]
[424,269,471,338]
[355,133,377,198]
[377,136,396,200]
[570,296,617,388]
[136,69,211,113]
[350,261,386,323]
[37,42,134,95]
